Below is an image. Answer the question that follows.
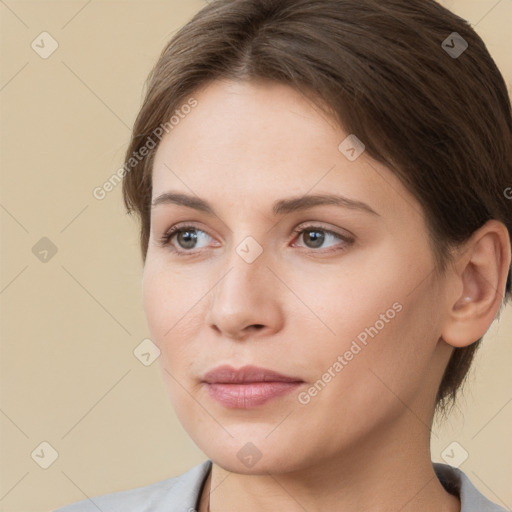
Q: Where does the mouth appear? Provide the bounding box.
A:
[201,365,304,409]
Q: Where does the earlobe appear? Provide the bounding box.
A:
[441,220,511,349]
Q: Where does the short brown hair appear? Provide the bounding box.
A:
[122,0,512,414]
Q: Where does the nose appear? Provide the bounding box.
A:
[205,248,285,342]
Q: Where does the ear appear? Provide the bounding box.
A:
[441,220,511,348]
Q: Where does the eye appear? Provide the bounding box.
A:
[158,224,214,254]
[157,222,353,256]
[291,224,353,253]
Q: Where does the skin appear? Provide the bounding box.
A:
[143,79,510,512]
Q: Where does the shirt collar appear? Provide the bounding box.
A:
[433,462,507,511]
[173,460,506,512]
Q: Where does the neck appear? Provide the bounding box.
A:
[200,418,460,512]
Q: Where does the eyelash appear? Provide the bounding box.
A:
[157,223,354,257]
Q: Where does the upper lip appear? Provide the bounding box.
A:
[202,365,303,384]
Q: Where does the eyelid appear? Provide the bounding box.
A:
[158,222,218,250]
[158,221,354,255]
[292,221,355,242]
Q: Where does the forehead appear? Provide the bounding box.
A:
[151,79,421,223]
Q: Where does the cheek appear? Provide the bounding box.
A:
[142,260,214,377]
[289,284,439,443]
[284,255,404,353]
[142,266,170,345]
[142,263,188,354]
[286,246,439,396]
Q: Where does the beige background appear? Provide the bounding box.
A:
[0,1,511,511]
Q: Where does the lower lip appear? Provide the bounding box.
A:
[205,382,302,408]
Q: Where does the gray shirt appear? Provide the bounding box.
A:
[53,459,508,511]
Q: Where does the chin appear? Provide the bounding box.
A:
[211,452,300,476]
[198,435,313,476]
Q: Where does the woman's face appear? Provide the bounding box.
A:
[143,79,455,474]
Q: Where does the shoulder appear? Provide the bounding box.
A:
[53,459,212,512]
[433,462,507,512]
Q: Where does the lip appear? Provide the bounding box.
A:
[202,364,302,384]
[202,365,304,408]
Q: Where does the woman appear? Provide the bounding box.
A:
[55,0,511,510]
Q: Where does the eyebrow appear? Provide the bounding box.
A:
[151,192,379,216]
